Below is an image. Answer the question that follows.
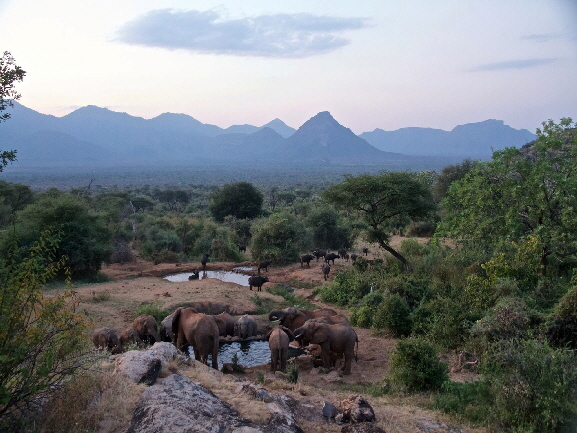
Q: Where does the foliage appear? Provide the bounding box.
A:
[323,171,435,271]
[5,191,111,277]
[481,339,577,432]
[548,277,577,348]
[209,182,263,222]
[1,51,26,171]
[372,293,412,337]
[0,181,33,227]
[304,205,354,249]
[431,158,478,203]
[349,291,385,328]
[0,232,88,429]
[250,211,310,264]
[433,380,491,425]
[438,118,577,277]
[134,302,170,325]
[389,337,448,392]
[286,359,299,383]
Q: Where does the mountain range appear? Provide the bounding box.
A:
[0,102,536,168]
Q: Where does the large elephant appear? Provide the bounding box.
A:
[172,307,219,369]
[133,314,161,346]
[265,325,295,373]
[160,312,176,342]
[235,314,257,339]
[294,320,358,375]
[268,307,338,331]
[92,327,122,354]
[213,312,235,337]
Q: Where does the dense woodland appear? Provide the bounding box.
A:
[1,117,577,432]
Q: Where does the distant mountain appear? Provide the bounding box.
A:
[0,102,535,168]
[360,120,536,158]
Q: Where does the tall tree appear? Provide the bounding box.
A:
[0,51,26,171]
[209,182,263,222]
[322,171,435,271]
[438,118,577,275]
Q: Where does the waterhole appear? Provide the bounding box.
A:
[187,340,270,369]
[164,270,252,286]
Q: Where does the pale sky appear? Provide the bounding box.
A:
[1,0,576,134]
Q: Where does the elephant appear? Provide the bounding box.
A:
[258,260,272,273]
[235,314,257,339]
[248,275,269,291]
[265,325,295,373]
[132,314,161,346]
[294,320,358,375]
[268,307,338,331]
[321,263,331,280]
[213,311,235,337]
[172,307,219,369]
[92,327,122,354]
[119,327,143,347]
[300,254,315,267]
[201,253,210,270]
[313,314,350,326]
[160,312,176,342]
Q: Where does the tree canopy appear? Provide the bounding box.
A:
[209,182,263,222]
[437,118,577,275]
[322,171,435,271]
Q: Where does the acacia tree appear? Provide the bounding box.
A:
[322,171,435,271]
[437,118,577,276]
[0,51,26,171]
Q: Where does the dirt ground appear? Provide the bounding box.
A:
[74,236,483,433]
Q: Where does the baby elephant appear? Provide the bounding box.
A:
[265,325,295,373]
[92,327,122,354]
[235,314,258,339]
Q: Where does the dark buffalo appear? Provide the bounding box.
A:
[238,243,247,253]
[300,254,315,268]
[362,247,369,256]
[325,253,340,265]
[248,275,269,291]
[343,253,350,262]
[337,248,347,257]
[321,263,331,280]
[312,248,326,261]
[188,270,200,280]
[350,253,358,263]
[258,260,272,273]
[201,253,210,270]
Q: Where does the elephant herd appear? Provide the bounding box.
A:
[93,306,359,375]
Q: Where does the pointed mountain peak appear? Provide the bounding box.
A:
[261,118,296,138]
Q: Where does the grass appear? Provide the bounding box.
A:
[266,284,317,310]
[339,381,391,398]
[91,290,111,302]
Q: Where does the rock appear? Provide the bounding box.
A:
[339,394,376,423]
[147,342,180,362]
[322,371,341,382]
[322,401,339,418]
[341,424,386,433]
[293,354,314,370]
[126,374,258,433]
[306,344,323,357]
[113,350,162,385]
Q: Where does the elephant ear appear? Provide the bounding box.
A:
[311,323,329,344]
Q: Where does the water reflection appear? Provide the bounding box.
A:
[187,340,270,369]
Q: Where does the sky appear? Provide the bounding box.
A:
[1,0,576,134]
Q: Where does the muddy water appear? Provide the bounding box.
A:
[164,270,252,286]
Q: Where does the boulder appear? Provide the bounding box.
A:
[339,394,376,423]
[322,401,339,418]
[126,374,256,433]
[113,350,162,385]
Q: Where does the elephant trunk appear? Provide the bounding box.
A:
[268,310,285,322]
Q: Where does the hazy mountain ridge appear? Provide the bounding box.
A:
[0,102,535,167]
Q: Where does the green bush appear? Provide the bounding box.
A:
[372,293,412,337]
[481,339,577,432]
[350,291,385,328]
[548,282,577,348]
[134,302,170,325]
[389,337,448,392]
[433,380,491,425]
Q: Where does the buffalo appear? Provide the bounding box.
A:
[258,260,272,273]
[248,275,269,291]
[321,263,331,280]
[201,253,210,270]
[300,254,315,268]
[325,253,340,265]
[312,248,326,261]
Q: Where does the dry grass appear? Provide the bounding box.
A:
[33,360,145,433]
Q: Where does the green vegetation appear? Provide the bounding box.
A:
[134,302,170,325]
[1,51,26,169]
[209,181,263,222]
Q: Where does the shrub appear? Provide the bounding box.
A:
[405,221,436,237]
[134,302,170,325]
[372,293,412,337]
[389,337,448,392]
[433,380,491,425]
[481,339,577,432]
[548,282,577,348]
[286,360,299,383]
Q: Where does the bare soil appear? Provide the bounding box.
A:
[74,236,483,433]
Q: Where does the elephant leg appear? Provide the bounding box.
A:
[342,353,352,375]
[271,350,278,372]
[211,340,219,370]
[320,343,332,369]
[280,348,287,372]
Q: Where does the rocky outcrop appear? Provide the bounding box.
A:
[338,394,376,424]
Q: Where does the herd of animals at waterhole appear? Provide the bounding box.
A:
[93,245,372,375]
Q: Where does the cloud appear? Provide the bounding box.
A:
[469,58,556,72]
[114,9,368,58]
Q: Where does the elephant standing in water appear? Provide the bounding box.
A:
[235,314,257,339]
[172,307,219,369]
[268,307,338,331]
[265,325,295,373]
[213,312,235,337]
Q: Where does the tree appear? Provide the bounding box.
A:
[432,158,477,203]
[0,181,33,227]
[305,205,353,249]
[322,172,435,271]
[5,192,111,277]
[209,182,263,222]
[0,232,88,429]
[437,118,577,275]
[0,51,26,171]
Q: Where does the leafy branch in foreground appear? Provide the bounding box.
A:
[0,231,88,429]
